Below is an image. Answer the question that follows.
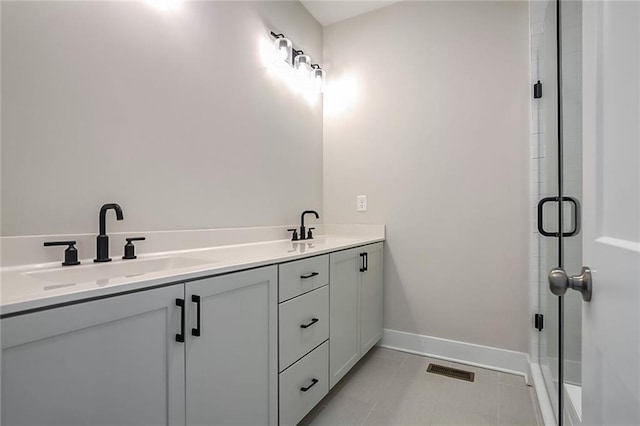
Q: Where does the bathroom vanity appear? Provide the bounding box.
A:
[0,229,384,426]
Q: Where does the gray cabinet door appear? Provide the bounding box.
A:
[329,247,361,389]
[185,266,278,426]
[1,284,186,426]
[359,242,384,354]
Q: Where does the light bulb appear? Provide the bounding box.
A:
[273,38,292,68]
[311,68,326,93]
[294,54,312,75]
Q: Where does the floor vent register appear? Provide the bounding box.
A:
[426,363,475,382]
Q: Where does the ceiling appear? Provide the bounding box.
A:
[300,1,401,26]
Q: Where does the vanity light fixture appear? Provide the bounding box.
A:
[269,30,326,97]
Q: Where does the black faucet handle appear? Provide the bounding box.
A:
[307,227,316,239]
[44,240,77,247]
[287,228,299,241]
[126,237,146,243]
[123,237,145,260]
[44,240,80,266]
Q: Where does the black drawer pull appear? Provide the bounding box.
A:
[191,295,201,337]
[176,298,185,343]
[300,318,319,329]
[300,272,319,279]
[300,378,319,392]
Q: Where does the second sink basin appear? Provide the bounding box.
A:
[27,257,212,285]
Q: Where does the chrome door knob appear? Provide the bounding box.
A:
[548,266,593,302]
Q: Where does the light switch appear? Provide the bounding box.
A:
[357,195,367,212]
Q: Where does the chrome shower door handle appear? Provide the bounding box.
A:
[548,266,593,302]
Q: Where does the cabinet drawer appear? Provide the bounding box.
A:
[279,286,329,371]
[279,255,329,302]
[279,341,329,426]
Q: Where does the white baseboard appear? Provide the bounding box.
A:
[380,328,532,382]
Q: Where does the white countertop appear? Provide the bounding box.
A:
[1,233,384,316]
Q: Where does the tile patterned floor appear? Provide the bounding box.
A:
[301,347,544,426]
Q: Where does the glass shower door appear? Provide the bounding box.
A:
[533,0,561,421]
[538,0,561,418]
[534,0,583,424]
[558,0,583,422]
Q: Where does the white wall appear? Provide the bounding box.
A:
[323,1,531,352]
[1,1,322,236]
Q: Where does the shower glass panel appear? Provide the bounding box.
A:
[536,0,561,420]
[559,0,583,422]
[534,0,583,423]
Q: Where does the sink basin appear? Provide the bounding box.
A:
[27,257,213,285]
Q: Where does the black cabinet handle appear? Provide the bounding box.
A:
[300,378,319,392]
[176,298,185,343]
[300,272,319,279]
[537,196,581,237]
[191,295,201,337]
[360,252,368,272]
[300,318,319,329]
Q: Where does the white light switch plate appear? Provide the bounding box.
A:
[357,195,367,212]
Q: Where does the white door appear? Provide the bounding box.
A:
[185,266,278,426]
[581,1,640,424]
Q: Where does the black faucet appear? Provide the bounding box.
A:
[299,210,319,240]
[94,203,124,262]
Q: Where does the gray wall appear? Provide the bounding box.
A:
[1,1,323,236]
[323,1,531,352]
